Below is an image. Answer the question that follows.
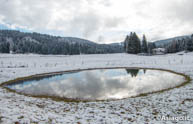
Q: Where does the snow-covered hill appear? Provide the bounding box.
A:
[154,35,191,47]
[0,30,124,54]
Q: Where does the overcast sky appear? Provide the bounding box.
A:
[0,0,193,43]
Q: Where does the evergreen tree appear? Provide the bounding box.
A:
[141,34,148,53]
[148,42,156,54]
[124,35,129,52]
[124,32,141,54]
[0,42,10,53]
[167,40,177,53]
[0,30,124,54]
[132,32,141,53]
[186,36,193,51]
[126,69,139,77]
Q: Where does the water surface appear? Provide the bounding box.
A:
[6,68,185,100]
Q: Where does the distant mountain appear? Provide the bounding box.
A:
[153,34,193,53]
[154,35,191,48]
[107,42,124,46]
[57,37,97,45]
[0,30,124,54]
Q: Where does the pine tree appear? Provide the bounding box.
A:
[127,32,133,53]
[132,32,141,53]
[141,34,148,53]
[124,35,129,52]
[126,69,139,77]
[167,40,177,53]
[186,36,193,51]
[148,42,156,54]
[124,32,141,54]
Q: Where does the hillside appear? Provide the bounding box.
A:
[0,30,124,55]
[154,35,191,48]
[153,34,193,53]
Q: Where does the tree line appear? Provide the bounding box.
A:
[0,30,124,54]
[124,32,156,54]
[165,34,193,53]
[124,32,193,54]
[1,30,192,55]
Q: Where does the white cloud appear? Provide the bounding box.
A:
[0,0,193,43]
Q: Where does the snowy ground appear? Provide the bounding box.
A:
[0,52,193,124]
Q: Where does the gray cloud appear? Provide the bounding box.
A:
[68,11,102,38]
[105,17,124,29]
[0,0,60,31]
[151,0,193,40]
[0,0,192,43]
[0,0,124,40]
[163,1,193,23]
[131,0,193,41]
[53,10,124,38]
[98,0,112,7]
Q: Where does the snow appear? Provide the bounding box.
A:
[154,35,190,47]
[152,48,166,55]
[0,52,193,124]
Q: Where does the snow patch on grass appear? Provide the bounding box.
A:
[0,53,193,123]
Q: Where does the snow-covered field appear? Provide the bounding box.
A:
[0,52,193,124]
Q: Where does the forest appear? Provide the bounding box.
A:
[0,30,124,54]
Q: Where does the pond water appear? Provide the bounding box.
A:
[5,68,185,101]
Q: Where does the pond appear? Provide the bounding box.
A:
[5,68,186,101]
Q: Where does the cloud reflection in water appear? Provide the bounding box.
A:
[7,69,185,100]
